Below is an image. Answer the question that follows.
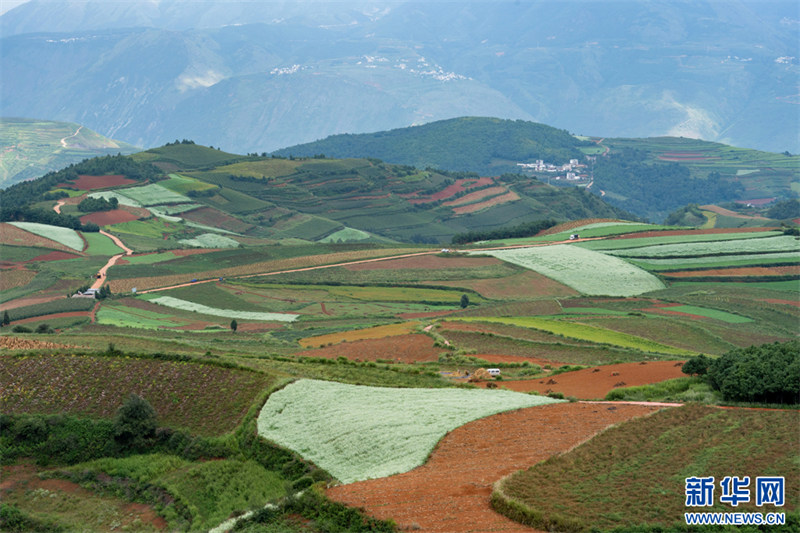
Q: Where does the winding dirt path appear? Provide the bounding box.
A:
[60,125,83,148]
[328,402,666,532]
[89,232,133,290]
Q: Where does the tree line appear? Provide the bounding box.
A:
[452,219,558,245]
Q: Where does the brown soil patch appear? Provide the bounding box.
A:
[0,223,76,253]
[298,333,443,363]
[664,265,800,278]
[28,250,81,262]
[2,295,64,311]
[428,270,577,300]
[443,186,507,207]
[0,268,36,291]
[452,191,520,215]
[72,174,137,190]
[345,254,500,271]
[328,402,664,532]
[0,336,78,350]
[475,361,687,399]
[759,298,800,307]
[409,177,495,203]
[398,309,460,319]
[170,248,221,256]
[13,311,90,325]
[80,209,141,226]
[182,206,254,233]
[299,322,420,348]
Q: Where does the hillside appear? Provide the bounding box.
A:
[0,144,635,246]
[0,118,140,187]
[275,118,800,222]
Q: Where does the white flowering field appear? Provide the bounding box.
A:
[178,233,240,248]
[8,222,84,251]
[88,190,142,207]
[607,235,800,258]
[257,379,562,483]
[114,183,190,206]
[476,244,665,296]
[147,295,298,322]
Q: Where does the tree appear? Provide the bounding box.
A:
[460,294,470,308]
[2,310,9,327]
[114,393,157,447]
[230,319,238,333]
[681,354,711,376]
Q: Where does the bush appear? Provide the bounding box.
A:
[681,354,711,376]
[114,394,157,448]
[11,326,31,333]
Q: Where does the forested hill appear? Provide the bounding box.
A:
[272,117,593,176]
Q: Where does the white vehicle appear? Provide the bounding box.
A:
[487,368,501,377]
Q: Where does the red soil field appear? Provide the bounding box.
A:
[72,174,137,190]
[452,191,520,215]
[298,333,443,363]
[758,298,800,307]
[328,402,665,532]
[170,248,222,257]
[443,186,507,206]
[181,206,254,233]
[1,295,64,311]
[409,177,494,204]
[699,205,770,220]
[474,361,687,399]
[345,254,500,271]
[28,251,81,262]
[665,265,800,278]
[80,209,141,226]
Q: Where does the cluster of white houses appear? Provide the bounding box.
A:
[517,158,590,181]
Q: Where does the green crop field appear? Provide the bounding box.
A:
[578,230,784,251]
[114,183,191,206]
[83,232,124,255]
[607,235,800,258]
[454,317,695,355]
[8,222,85,251]
[159,174,218,194]
[494,405,799,532]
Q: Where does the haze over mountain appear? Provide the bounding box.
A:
[2,0,798,154]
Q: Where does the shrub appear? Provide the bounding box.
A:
[114,394,157,448]
[681,354,711,376]
[11,326,31,333]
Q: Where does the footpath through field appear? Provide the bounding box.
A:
[327,401,665,532]
[90,231,133,290]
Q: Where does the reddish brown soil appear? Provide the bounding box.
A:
[72,174,137,190]
[182,206,253,233]
[170,248,222,256]
[443,186,507,206]
[698,205,770,220]
[474,361,687,399]
[759,298,800,307]
[452,191,520,215]
[298,333,443,363]
[328,402,664,532]
[28,250,81,262]
[665,265,800,278]
[80,209,141,226]
[409,177,495,204]
[345,254,500,271]
[0,336,79,350]
[0,268,36,292]
[2,295,64,310]
[0,462,168,530]
[13,311,90,325]
[398,309,461,319]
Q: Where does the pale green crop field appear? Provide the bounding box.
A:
[178,233,240,248]
[146,295,298,322]
[578,231,783,251]
[8,222,84,251]
[475,244,665,296]
[608,235,800,258]
[115,183,190,206]
[257,379,562,483]
[83,232,124,256]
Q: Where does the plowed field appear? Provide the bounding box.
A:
[345,255,500,271]
[72,174,137,190]
[475,361,686,399]
[298,333,443,362]
[328,402,664,532]
[80,209,141,226]
[664,265,800,278]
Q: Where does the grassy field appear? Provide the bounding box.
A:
[494,404,799,532]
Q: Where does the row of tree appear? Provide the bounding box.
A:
[451,218,558,244]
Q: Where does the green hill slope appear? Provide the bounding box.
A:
[0,118,140,187]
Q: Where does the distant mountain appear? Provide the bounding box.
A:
[1,1,797,154]
[0,118,140,187]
